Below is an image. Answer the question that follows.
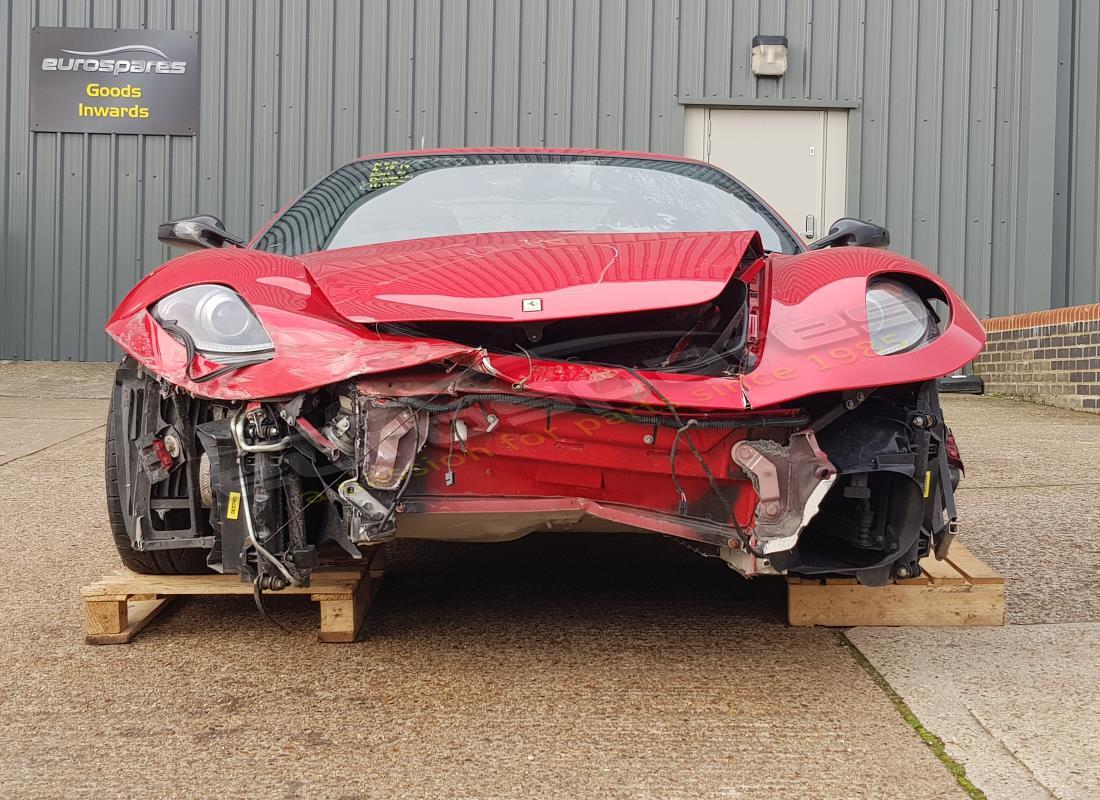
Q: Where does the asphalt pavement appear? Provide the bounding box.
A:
[0,361,1095,799]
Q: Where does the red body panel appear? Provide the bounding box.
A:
[106,246,985,407]
[410,399,759,530]
[105,248,484,402]
[746,248,986,407]
[297,230,761,323]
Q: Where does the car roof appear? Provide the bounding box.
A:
[351,146,707,166]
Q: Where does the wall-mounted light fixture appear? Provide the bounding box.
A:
[751,35,788,77]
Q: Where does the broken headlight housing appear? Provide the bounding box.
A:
[865,279,934,355]
[152,284,274,356]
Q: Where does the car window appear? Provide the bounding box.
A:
[256,154,800,256]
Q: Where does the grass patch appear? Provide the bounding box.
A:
[840,637,987,800]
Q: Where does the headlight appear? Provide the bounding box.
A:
[865,279,934,355]
[152,285,273,355]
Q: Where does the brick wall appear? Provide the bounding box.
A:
[973,304,1100,413]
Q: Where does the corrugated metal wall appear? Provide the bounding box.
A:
[879,0,1064,318]
[1,0,1097,361]
[1059,0,1100,309]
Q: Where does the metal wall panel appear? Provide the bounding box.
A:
[1,0,1097,361]
[1060,0,1100,308]
[678,0,1093,318]
[0,0,690,361]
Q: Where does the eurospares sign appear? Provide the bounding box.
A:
[30,28,198,135]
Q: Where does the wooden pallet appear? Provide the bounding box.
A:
[81,548,386,645]
[787,542,1004,627]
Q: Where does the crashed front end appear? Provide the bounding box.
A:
[106,234,984,591]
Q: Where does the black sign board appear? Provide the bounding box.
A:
[30,28,199,135]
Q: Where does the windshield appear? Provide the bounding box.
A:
[255,153,800,256]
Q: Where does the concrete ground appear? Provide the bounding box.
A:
[0,361,113,466]
[0,362,1095,799]
[848,397,1100,800]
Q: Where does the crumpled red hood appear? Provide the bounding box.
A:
[107,226,984,408]
[296,230,763,324]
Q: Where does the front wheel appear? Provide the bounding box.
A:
[104,362,209,574]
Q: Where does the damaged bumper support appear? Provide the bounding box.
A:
[731,432,837,555]
[114,353,959,591]
[110,340,959,585]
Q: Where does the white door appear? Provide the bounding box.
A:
[684,107,848,245]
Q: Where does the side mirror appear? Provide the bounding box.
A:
[157,215,245,251]
[807,217,890,250]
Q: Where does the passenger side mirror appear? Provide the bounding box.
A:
[807,217,890,250]
[157,215,245,251]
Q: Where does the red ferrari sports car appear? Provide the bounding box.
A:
[105,148,984,592]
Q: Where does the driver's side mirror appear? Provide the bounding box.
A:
[807,217,890,250]
[157,215,245,251]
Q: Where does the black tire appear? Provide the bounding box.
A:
[105,366,210,574]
